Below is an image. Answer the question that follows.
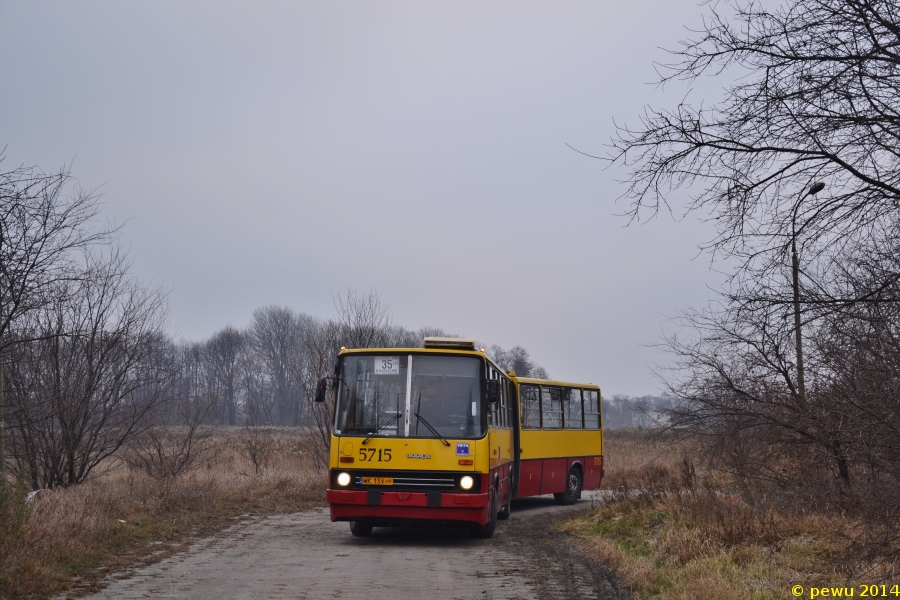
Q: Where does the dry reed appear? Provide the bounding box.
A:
[566,429,874,599]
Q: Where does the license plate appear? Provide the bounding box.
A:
[361,477,393,486]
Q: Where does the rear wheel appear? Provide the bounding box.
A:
[349,520,373,537]
[470,490,497,538]
[553,466,582,505]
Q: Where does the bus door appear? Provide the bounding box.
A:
[487,367,513,501]
[509,378,521,498]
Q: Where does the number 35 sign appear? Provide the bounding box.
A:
[374,357,400,375]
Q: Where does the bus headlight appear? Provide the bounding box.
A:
[337,472,352,487]
[460,475,474,490]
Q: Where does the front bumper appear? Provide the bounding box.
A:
[327,489,490,525]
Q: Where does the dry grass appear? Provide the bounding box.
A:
[7,428,890,599]
[601,429,693,485]
[565,430,880,599]
[0,428,326,599]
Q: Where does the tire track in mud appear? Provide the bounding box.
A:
[497,495,628,600]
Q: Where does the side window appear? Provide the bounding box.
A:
[489,369,500,427]
[521,384,541,429]
[501,373,508,428]
[496,375,502,428]
[541,386,564,429]
[566,388,583,429]
[505,379,514,428]
[584,389,601,430]
[488,368,513,429]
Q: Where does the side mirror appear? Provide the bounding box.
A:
[315,377,328,403]
[487,380,501,404]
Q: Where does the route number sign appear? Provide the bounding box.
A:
[374,357,400,375]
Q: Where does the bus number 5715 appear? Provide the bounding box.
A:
[358,448,392,462]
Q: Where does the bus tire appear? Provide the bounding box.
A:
[470,490,497,538]
[554,466,582,505]
[349,520,373,537]
[497,489,511,520]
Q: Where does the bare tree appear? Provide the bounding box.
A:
[4,249,169,489]
[663,224,900,478]
[610,0,900,281]
[603,0,900,565]
[250,306,306,426]
[488,344,549,378]
[206,326,246,426]
[0,162,115,484]
[604,0,900,463]
[238,349,273,426]
[386,325,422,349]
[333,288,392,349]
[296,290,399,463]
[300,318,342,466]
[606,0,900,379]
[239,424,275,474]
[123,341,218,481]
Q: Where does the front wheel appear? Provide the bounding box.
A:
[554,466,583,505]
[470,490,497,538]
[349,520,373,537]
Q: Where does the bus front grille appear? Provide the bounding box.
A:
[380,476,456,490]
[330,469,480,492]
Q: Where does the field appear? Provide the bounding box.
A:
[3,428,895,599]
[566,430,896,599]
[0,428,326,599]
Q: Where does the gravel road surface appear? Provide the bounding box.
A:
[73,491,626,600]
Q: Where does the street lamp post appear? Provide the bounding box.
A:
[0,332,4,491]
[792,181,826,403]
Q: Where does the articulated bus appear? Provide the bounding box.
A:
[317,337,604,538]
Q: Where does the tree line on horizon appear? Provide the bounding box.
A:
[602,395,677,430]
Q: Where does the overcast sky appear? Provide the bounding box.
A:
[0,1,726,396]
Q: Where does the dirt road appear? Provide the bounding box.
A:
[74,492,625,600]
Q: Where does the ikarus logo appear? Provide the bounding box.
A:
[407,454,431,459]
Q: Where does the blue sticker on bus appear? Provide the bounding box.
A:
[456,443,470,456]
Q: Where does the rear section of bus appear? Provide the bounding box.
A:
[512,378,604,503]
[323,339,511,537]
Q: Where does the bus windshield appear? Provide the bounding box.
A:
[334,354,485,440]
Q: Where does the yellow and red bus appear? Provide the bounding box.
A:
[318,337,604,538]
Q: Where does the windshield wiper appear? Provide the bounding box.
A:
[414,412,450,446]
[362,412,402,445]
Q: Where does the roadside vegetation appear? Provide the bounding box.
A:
[0,428,325,599]
[567,430,896,599]
[582,0,900,595]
